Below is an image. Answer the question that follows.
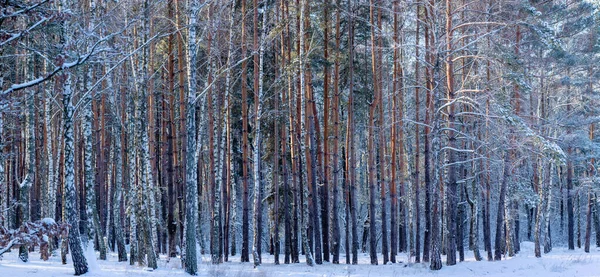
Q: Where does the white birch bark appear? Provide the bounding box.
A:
[41,59,55,220]
[252,0,268,267]
[298,0,314,266]
[127,72,139,266]
[109,86,128,262]
[184,1,200,274]
[534,157,544,257]
[82,66,107,260]
[0,103,5,228]
[544,163,554,253]
[62,72,89,275]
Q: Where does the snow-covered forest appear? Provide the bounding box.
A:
[1,0,600,276]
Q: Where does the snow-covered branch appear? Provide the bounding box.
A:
[0,15,53,48]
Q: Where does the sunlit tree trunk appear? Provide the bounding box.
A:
[444,0,458,266]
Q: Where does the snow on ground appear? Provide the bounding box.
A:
[1,242,599,277]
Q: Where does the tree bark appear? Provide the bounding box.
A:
[346,1,358,264]
[184,1,200,274]
[240,0,251,263]
[330,0,342,264]
[444,0,458,266]
[252,0,266,266]
[62,72,89,275]
[368,0,379,265]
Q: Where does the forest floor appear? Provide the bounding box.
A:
[1,242,599,277]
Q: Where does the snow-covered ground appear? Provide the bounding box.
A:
[1,242,599,277]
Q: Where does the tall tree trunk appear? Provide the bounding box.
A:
[495,151,511,260]
[374,0,388,265]
[429,53,443,271]
[240,0,251,263]
[304,0,323,264]
[299,0,316,266]
[62,72,89,275]
[135,2,158,267]
[331,1,341,262]
[206,1,222,265]
[184,1,200,274]
[534,158,544,257]
[593,193,600,248]
[390,1,401,263]
[444,0,458,266]
[279,0,293,264]
[321,0,331,263]
[465,176,482,261]
[368,0,379,265]
[544,163,554,254]
[110,89,127,262]
[413,2,422,263]
[18,88,35,262]
[346,0,358,265]
[422,0,433,263]
[82,67,107,260]
[165,0,178,259]
[252,0,266,266]
[567,137,574,250]
[584,188,592,253]
[222,0,236,263]
[43,75,56,221]
[0,102,5,231]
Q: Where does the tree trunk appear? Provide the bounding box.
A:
[240,0,250,263]
[584,188,592,253]
[222,0,236,263]
[346,1,358,264]
[390,0,401,263]
[62,72,89,275]
[184,1,200,274]
[444,0,458,266]
[206,1,222,265]
[567,150,574,250]
[110,90,127,262]
[252,0,266,266]
[330,0,342,264]
[465,177,482,261]
[593,193,600,247]
[368,0,379,265]
[544,163,553,254]
[82,68,107,260]
[413,2,422,263]
[422,0,433,262]
[534,158,543,257]
[495,152,510,260]
[321,0,331,263]
[429,54,443,271]
[165,0,178,259]
[18,89,35,262]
